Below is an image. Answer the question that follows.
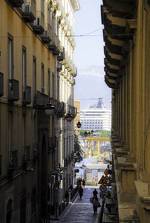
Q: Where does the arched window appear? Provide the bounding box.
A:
[6,199,12,223]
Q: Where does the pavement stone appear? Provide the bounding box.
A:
[51,187,101,223]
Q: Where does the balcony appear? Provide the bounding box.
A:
[48,42,59,55]
[0,72,4,97]
[48,41,55,51]
[21,3,35,23]
[56,102,66,118]
[23,86,31,105]
[6,0,24,7]
[57,48,65,61]
[40,31,51,44]
[8,79,19,101]
[49,97,59,108]
[65,104,77,121]
[32,18,44,35]
[57,62,62,72]
[53,48,60,56]
[7,150,18,177]
[34,91,49,108]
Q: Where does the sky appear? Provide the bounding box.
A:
[74,0,111,109]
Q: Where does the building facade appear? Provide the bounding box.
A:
[101,0,150,222]
[0,0,79,222]
[74,100,81,135]
[80,108,111,131]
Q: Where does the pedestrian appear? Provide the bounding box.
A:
[77,178,82,187]
[93,188,98,198]
[92,196,100,215]
[78,185,83,199]
[82,179,85,187]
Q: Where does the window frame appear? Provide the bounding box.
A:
[41,63,45,93]
[8,34,14,79]
[22,46,27,92]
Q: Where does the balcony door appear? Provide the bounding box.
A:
[8,34,14,79]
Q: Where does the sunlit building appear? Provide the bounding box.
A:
[80,108,111,131]
[0,0,79,222]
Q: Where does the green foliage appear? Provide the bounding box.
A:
[79,130,111,137]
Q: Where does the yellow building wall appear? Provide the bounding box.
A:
[0,0,56,103]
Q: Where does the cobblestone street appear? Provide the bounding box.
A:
[52,187,100,223]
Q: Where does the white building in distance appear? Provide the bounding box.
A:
[80,99,111,131]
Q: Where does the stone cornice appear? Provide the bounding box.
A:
[70,0,80,11]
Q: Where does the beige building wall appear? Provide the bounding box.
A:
[102,0,150,222]
[0,0,80,222]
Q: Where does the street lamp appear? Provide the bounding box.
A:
[76,121,81,128]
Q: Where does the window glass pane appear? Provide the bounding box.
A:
[22,47,26,91]
[8,35,13,79]
[32,56,36,96]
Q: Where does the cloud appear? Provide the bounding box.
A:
[77,65,105,77]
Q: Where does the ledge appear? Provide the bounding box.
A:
[135,180,150,205]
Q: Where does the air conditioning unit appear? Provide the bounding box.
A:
[8,79,19,101]
[32,18,44,35]
[0,72,4,97]
[21,3,35,23]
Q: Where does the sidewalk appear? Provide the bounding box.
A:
[51,186,101,223]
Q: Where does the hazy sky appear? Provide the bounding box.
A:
[74,0,111,109]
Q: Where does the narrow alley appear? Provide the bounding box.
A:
[53,187,100,223]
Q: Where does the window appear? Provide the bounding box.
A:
[31,0,36,16]
[32,56,36,96]
[24,145,30,161]
[0,155,2,175]
[48,69,50,96]
[41,0,45,27]
[8,34,14,79]
[22,46,27,92]
[57,75,59,99]
[41,63,44,93]
[10,150,18,168]
[52,72,55,97]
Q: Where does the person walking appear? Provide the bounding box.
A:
[78,185,83,199]
[82,179,86,187]
[93,188,98,198]
[92,196,100,215]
